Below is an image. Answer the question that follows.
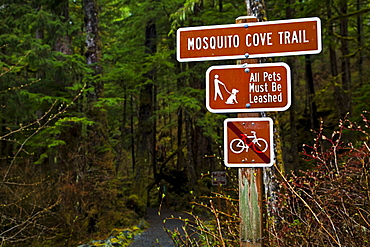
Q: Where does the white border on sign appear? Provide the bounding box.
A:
[176,17,322,62]
[206,62,291,113]
[223,117,274,167]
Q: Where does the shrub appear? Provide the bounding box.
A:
[125,194,146,217]
[269,113,370,246]
[165,172,239,247]
[164,113,370,246]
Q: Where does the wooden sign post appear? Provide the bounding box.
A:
[235,16,263,247]
[223,117,273,246]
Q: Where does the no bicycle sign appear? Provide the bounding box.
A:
[224,118,274,167]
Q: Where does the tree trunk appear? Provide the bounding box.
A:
[177,106,184,171]
[84,0,101,76]
[53,0,72,55]
[135,19,157,203]
[285,0,299,171]
[357,0,364,87]
[152,77,158,178]
[117,85,128,174]
[339,0,351,116]
[219,0,223,12]
[246,0,267,21]
[83,0,113,170]
[328,0,351,119]
[184,110,197,188]
[305,55,318,130]
[131,95,136,172]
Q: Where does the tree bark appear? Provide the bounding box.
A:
[339,0,351,116]
[328,0,351,119]
[357,0,364,87]
[285,0,298,171]
[305,55,318,130]
[327,0,342,119]
[219,0,223,12]
[53,0,72,55]
[184,110,197,188]
[135,19,157,203]
[83,0,113,170]
[131,95,136,172]
[177,106,184,171]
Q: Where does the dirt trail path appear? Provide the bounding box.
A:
[128,207,190,247]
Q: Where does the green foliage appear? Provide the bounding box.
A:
[353,83,370,116]
[126,194,147,217]
[196,112,226,141]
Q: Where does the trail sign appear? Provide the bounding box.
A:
[212,171,227,185]
[206,62,290,113]
[177,17,321,62]
[224,118,274,167]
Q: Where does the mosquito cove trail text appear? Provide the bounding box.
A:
[177,18,321,61]
[187,30,310,51]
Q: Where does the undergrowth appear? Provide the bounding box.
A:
[164,112,370,246]
[270,113,370,246]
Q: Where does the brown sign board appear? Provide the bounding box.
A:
[224,118,274,167]
[206,63,291,113]
[177,17,321,62]
[212,171,227,185]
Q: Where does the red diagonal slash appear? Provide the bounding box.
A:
[227,122,270,163]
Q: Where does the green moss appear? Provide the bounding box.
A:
[125,194,146,217]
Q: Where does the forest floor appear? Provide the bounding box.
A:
[128,207,191,247]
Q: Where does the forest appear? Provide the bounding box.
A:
[1,0,370,246]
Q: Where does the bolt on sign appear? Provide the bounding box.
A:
[206,62,291,113]
[224,118,274,167]
[177,17,321,62]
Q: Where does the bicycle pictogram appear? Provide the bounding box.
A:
[229,131,268,154]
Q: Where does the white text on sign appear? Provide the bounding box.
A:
[177,17,321,61]
[249,71,283,104]
[187,30,309,51]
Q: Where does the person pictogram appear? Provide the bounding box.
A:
[214,74,229,100]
